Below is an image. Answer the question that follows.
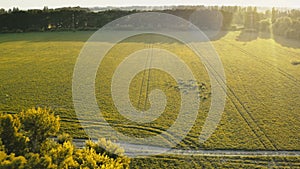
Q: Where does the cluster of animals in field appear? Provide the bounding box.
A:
[164,79,211,100]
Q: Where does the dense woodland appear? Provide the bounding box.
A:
[0,6,300,40]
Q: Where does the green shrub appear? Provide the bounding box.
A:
[0,108,130,169]
[57,133,73,144]
[19,108,60,153]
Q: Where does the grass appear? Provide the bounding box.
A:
[0,31,94,137]
[131,155,300,168]
[0,31,300,167]
[212,33,300,150]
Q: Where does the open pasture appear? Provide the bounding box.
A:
[0,31,299,167]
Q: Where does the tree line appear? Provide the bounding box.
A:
[0,6,233,32]
[0,6,299,40]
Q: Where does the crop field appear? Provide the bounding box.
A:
[0,31,300,167]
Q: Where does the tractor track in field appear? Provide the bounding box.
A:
[68,40,299,158]
[67,138,300,158]
[155,155,300,168]
[223,39,300,84]
[69,118,178,143]
[217,40,300,166]
[212,44,291,166]
[215,48,279,150]
[269,39,300,60]
[219,39,300,132]
[189,43,277,151]
[136,44,151,110]
[143,44,153,111]
[275,46,300,60]
[116,41,280,151]
[72,117,198,148]
[129,43,199,148]
[116,40,295,151]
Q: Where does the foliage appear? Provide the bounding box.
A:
[244,7,260,29]
[85,138,125,159]
[0,108,130,168]
[74,148,130,169]
[57,133,73,145]
[83,139,130,168]
[24,153,55,169]
[0,113,28,155]
[1,5,300,41]
[0,6,234,33]
[0,152,27,169]
[272,17,293,36]
[271,14,300,40]
[19,108,60,152]
[0,7,135,33]
[259,19,271,33]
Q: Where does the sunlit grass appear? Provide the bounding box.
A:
[0,31,299,152]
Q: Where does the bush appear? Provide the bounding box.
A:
[0,152,27,169]
[57,133,72,144]
[0,108,130,168]
[86,138,125,159]
[0,114,28,155]
[19,108,60,153]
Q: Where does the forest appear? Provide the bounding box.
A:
[0,6,299,40]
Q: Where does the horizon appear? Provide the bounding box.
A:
[1,0,300,10]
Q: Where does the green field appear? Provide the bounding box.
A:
[0,31,300,168]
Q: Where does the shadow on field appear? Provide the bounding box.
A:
[121,31,229,44]
[236,30,258,42]
[0,30,229,44]
[257,31,300,49]
[207,30,229,41]
[0,31,95,43]
[273,34,300,49]
[235,30,300,49]
[258,32,271,39]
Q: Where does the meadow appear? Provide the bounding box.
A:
[0,31,299,167]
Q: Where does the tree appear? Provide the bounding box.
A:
[272,16,293,36]
[43,6,49,12]
[0,9,5,14]
[244,7,260,30]
[259,19,271,32]
[272,7,278,23]
[12,7,19,13]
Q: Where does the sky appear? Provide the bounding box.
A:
[1,0,299,10]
